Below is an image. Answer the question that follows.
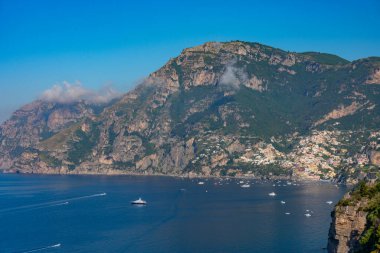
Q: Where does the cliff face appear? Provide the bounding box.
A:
[1,41,380,178]
[328,197,368,252]
[0,101,96,168]
[328,181,380,253]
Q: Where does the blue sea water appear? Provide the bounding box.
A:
[0,174,347,253]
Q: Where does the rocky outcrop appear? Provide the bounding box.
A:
[327,198,368,253]
[366,69,380,84]
[314,102,363,127]
[328,181,380,253]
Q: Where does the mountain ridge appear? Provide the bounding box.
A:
[1,41,380,181]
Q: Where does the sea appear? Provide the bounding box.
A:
[0,174,347,253]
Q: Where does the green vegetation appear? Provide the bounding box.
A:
[113,161,135,169]
[169,86,227,137]
[9,146,27,158]
[337,181,380,207]
[300,52,350,65]
[359,181,380,253]
[127,132,156,156]
[38,123,81,150]
[253,164,292,177]
[67,125,100,164]
[104,123,117,155]
[39,152,62,167]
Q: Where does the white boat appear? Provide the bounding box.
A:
[285,212,291,215]
[326,201,333,205]
[198,181,205,185]
[281,201,286,204]
[305,213,311,217]
[268,192,276,196]
[241,184,250,188]
[131,197,147,205]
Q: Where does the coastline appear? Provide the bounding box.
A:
[0,168,343,184]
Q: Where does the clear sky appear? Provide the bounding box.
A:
[0,0,379,122]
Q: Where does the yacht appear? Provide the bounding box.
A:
[268,192,276,196]
[131,197,147,205]
[305,213,311,217]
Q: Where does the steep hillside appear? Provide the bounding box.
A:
[1,41,380,179]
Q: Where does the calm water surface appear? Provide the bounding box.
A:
[0,174,347,253]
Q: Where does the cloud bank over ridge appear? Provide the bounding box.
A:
[40,81,121,104]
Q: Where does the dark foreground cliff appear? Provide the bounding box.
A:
[328,180,380,253]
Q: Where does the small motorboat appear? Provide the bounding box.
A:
[326,201,333,205]
[305,213,311,217]
[131,197,147,205]
[268,192,276,196]
[281,201,286,204]
[241,184,250,188]
[198,181,205,185]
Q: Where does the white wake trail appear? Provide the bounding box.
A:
[48,201,69,207]
[70,192,107,200]
[0,193,106,214]
[19,243,61,253]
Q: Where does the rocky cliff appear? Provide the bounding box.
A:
[1,41,380,179]
[328,181,380,253]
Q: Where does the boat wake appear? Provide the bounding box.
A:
[68,193,107,201]
[0,193,106,214]
[48,201,69,207]
[17,243,61,253]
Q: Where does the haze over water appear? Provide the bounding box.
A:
[0,174,346,253]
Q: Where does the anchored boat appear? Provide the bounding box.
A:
[131,197,147,205]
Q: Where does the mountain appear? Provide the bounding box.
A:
[1,41,380,180]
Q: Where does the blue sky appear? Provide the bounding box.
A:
[0,0,379,122]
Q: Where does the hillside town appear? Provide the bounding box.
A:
[189,129,380,182]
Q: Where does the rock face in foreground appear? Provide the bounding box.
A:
[328,198,368,252]
[328,181,380,253]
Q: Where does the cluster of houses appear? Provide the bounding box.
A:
[188,129,379,180]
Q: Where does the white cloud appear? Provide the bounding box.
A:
[40,81,121,104]
[219,66,248,89]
